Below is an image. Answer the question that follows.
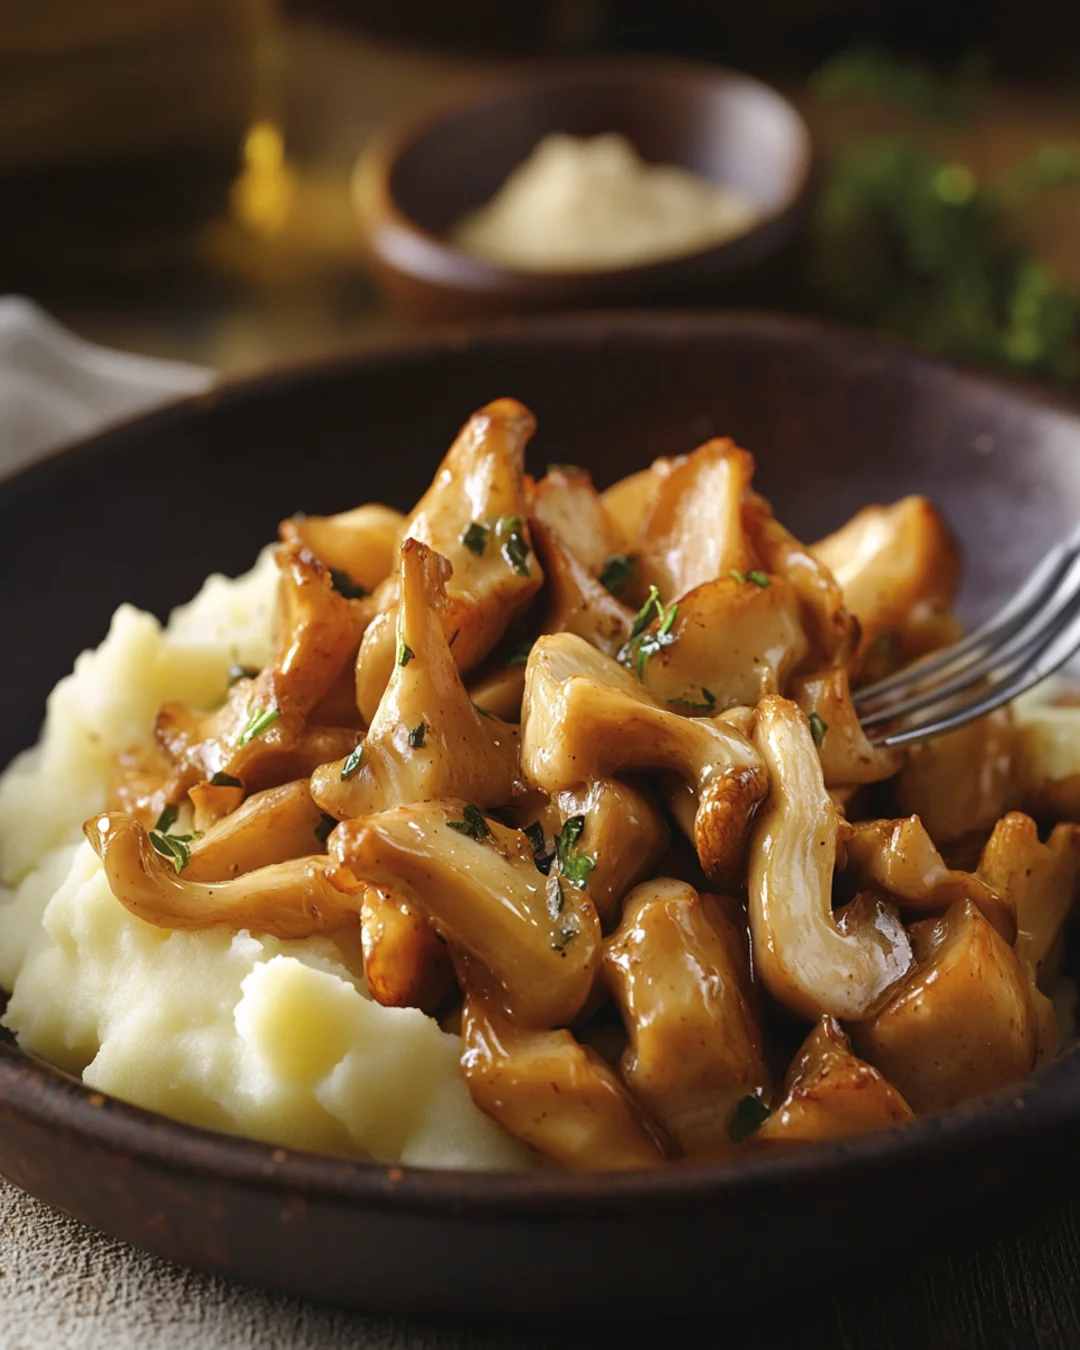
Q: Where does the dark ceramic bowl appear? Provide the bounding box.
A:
[3,313,1080,1319]
[353,58,814,321]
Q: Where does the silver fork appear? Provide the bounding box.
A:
[855,520,1080,747]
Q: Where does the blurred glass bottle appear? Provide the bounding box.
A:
[0,0,278,293]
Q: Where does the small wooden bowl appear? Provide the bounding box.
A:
[354,57,815,321]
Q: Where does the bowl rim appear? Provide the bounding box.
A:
[353,53,816,289]
[4,308,1080,1219]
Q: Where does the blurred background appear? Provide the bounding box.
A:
[4,0,1080,382]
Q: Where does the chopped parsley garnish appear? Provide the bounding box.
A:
[227,663,258,687]
[598,553,635,597]
[149,830,194,875]
[237,705,280,747]
[524,820,556,875]
[340,744,364,780]
[461,521,490,556]
[669,687,717,714]
[447,804,491,841]
[555,815,595,889]
[397,641,414,667]
[495,516,532,577]
[621,598,680,678]
[314,813,337,846]
[729,1095,772,1142]
[546,873,565,920]
[808,711,829,747]
[505,638,533,667]
[209,772,243,788]
[730,568,770,588]
[408,721,426,748]
[627,586,663,642]
[154,804,179,833]
[329,568,368,599]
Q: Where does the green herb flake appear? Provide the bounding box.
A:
[329,568,368,599]
[729,1095,772,1142]
[314,813,337,846]
[555,814,595,890]
[154,804,179,834]
[669,687,717,714]
[598,553,635,597]
[227,663,259,687]
[237,705,280,747]
[495,515,522,536]
[627,586,662,642]
[149,830,194,875]
[340,744,364,780]
[472,702,495,719]
[729,569,747,583]
[524,820,555,875]
[397,641,414,667]
[505,638,533,668]
[747,570,771,588]
[208,772,243,789]
[408,721,426,749]
[461,521,490,556]
[808,711,829,748]
[447,803,491,842]
[500,527,532,578]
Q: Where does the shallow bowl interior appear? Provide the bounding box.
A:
[2,312,1080,1317]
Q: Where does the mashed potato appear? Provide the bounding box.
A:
[0,553,531,1169]
[451,132,757,273]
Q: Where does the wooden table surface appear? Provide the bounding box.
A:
[10,19,1080,1348]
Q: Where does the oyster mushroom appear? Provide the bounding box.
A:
[280,502,405,595]
[748,695,912,1020]
[755,1016,913,1145]
[359,885,455,1013]
[530,465,622,575]
[977,812,1080,986]
[638,574,809,714]
[811,496,961,670]
[896,709,1018,845]
[637,439,759,600]
[508,778,671,928]
[600,459,676,557]
[850,898,1037,1113]
[312,541,521,821]
[791,666,903,787]
[529,517,634,658]
[743,494,858,669]
[353,399,543,722]
[328,800,601,1028]
[155,544,366,793]
[522,633,767,887]
[460,996,669,1169]
[604,879,770,1154]
[183,779,327,883]
[84,812,354,938]
[844,815,1016,941]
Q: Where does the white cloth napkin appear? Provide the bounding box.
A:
[0,296,213,478]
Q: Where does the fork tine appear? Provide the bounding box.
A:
[859,553,1080,730]
[871,589,1080,747]
[854,518,1080,709]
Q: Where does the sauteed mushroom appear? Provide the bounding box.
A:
[748,696,911,1020]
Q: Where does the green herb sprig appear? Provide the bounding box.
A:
[447,804,491,841]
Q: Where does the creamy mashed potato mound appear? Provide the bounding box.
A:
[451,132,757,272]
[0,554,530,1169]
